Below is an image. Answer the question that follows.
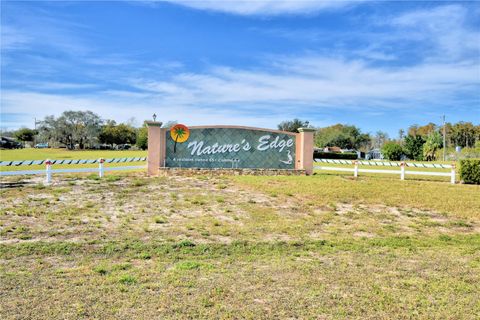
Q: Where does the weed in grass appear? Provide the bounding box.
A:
[174,240,196,248]
[93,265,109,275]
[84,201,95,209]
[112,263,132,271]
[118,274,137,285]
[438,234,452,241]
[175,261,201,270]
[106,175,122,182]
[449,220,473,228]
[87,174,100,181]
[139,252,152,260]
[191,196,207,205]
[154,216,167,224]
[132,179,147,187]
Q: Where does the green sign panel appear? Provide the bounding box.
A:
[165,127,296,169]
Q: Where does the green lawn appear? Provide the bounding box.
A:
[0,148,147,172]
[1,173,479,319]
[0,148,147,161]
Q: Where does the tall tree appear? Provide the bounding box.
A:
[450,122,476,148]
[371,131,389,149]
[99,122,136,147]
[315,124,370,150]
[14,128,37,145]
[403,135,425,161]
[408,123,436,137]
[38,111,102,149]
[136,123,148,150]
[112,124,136,145]
[278,119,311,133]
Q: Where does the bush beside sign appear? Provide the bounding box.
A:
[460,159,480,185]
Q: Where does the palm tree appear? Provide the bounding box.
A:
[171,125,189,153]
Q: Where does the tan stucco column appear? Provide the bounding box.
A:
[146,121,164,175]
[297,128,316,175]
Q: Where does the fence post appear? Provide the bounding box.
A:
[45,159,52,184]
[99,158,105,178]
[451,163,456,184]
[400,162,405,181]
[353,160,358,178]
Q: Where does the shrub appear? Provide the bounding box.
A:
[313,151,357,160]
[381,142,404,161]
[460,159,480,185]
[404,135,425,160]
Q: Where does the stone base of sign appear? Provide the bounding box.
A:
[157,167,306,176]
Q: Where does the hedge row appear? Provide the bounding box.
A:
[313,151,358,160]
[460,159,480,185]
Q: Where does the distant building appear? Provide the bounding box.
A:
[323,146,342,153]
[366,148,384,160]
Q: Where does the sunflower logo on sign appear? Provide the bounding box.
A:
[170,124,190,153]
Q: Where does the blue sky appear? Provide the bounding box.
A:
[1,0,479,137]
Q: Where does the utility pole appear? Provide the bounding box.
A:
[34,118,37,146]
[442,115,446,161]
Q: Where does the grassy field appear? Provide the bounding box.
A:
[0,148,147,161]
[1,172,479,319]
[0,148,147,172]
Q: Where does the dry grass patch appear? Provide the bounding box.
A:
[1,173,479,319]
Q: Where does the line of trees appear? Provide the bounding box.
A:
[4,110,178,150]
[5,113,479,161]
[382,122,480,161]
[278,119,480,161]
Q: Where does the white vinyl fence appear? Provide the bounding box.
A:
[314,159,456,184]
[0,157,146,184]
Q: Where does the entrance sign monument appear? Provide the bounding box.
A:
[146,122,315,175]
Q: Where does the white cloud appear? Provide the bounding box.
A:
[0,90,298,130]
[0,5,90,55]
[390,4,480,61]
[0,26,32,51]
[159,0,362,15]
[127,56,479,110]
[3,53,478,130]
[2,3,479,131]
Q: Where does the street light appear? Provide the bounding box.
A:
[153,113,157,122]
